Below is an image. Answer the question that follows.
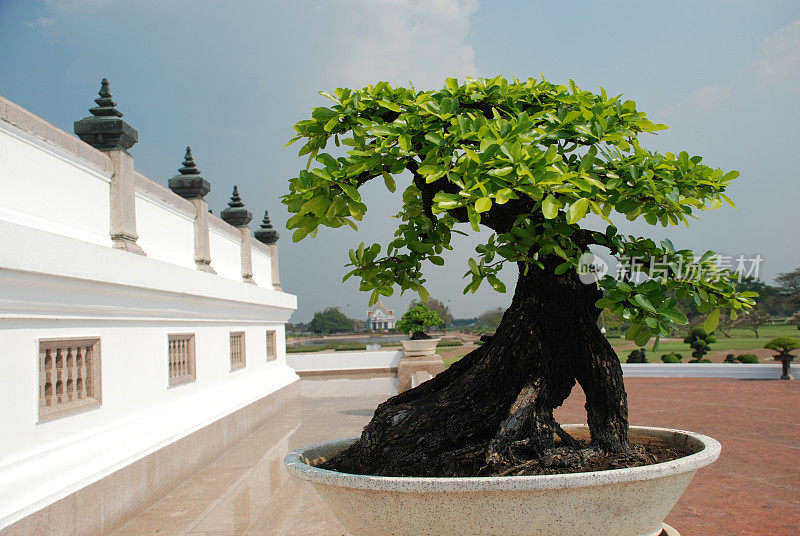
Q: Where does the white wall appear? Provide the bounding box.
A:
[0,220,297,529]
[252,247,273,289]
[209,226,243,282]
[288,350,402,372]
[134,191,195,269]
[0,120,111,247]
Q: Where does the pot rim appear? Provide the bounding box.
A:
[284,424,721,493]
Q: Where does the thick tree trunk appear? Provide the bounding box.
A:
[327,257,629,477]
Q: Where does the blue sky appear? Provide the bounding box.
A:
[1,0,798,322]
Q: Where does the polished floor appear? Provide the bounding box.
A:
[111,376,800,536]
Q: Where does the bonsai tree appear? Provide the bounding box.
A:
[764,336,800,380]
[684,326,716,363]
[283,76,755,476]
[396,303,443,340]
[408,297,452,327]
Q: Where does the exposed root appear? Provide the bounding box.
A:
[484,442,689,477]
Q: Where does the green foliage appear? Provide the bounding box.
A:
[284,76,755,343]
[438,339,464,347]
[661,352,683,363]
[308,307,354,334]
[396,304,443,335]
[763,336,800,356]
[626,348,647,363]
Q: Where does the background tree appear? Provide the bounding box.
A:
[309,307,354,334]
[474,306,505,332]
[284,76,754,476]
[408,297,452,327]
[788,310,800,330]
[775,267,800,310]
[734,307,771,338]
[684,327,716,363]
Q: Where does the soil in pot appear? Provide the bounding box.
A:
[320,436,693,477]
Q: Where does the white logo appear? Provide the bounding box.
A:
[577,251,608,285]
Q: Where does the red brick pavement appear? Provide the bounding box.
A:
[555,378,800,536]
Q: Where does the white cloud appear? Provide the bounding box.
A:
[661,84,732,119]
[329,0,479,90]
[754,20,800,90]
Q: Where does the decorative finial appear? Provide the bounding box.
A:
[74,77,138,151]
[89,78,122,118]
[179,147,201,175]
[255,210,280,244]
[168,146,210,199]
[221,185,253,227]
[229,186,244,207]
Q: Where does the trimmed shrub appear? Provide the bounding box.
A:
[438,339,464,347]
[661,353,683,363]
[626,348,647,363]
[724,353,759,364]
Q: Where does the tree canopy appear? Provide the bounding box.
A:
[309,307,354,334]
[284,76,755,348]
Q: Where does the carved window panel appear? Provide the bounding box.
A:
[266,331,277,362]
[168,334,196,386]
[230,331,246,371]
[38,338,102,422]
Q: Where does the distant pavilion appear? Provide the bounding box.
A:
[366,300,394,330]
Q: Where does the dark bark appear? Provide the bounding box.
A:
[327,256,629,477]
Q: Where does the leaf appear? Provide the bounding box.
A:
[496,188,514,204]
[465,148,481,163]
[634,327,653,347]
[468,257,480,276]
[377,100,402,112]
[382,171,396,193]
[475,197,492,213]
[487,274,506,293]
[429,256,445,266]
[633,294,657,313]
[703,308,721,333]
[554,262,571,275]
[661,309,689,325]
[339,183,361,201]
[567,198,589,224]
[542,194,559,219]
[417,285,430,302]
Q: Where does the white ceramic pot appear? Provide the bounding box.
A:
[400,338,440,357]
[284,424,720,536]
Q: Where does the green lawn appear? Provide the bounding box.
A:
[612,323,799,359]
[441,323,798,367]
